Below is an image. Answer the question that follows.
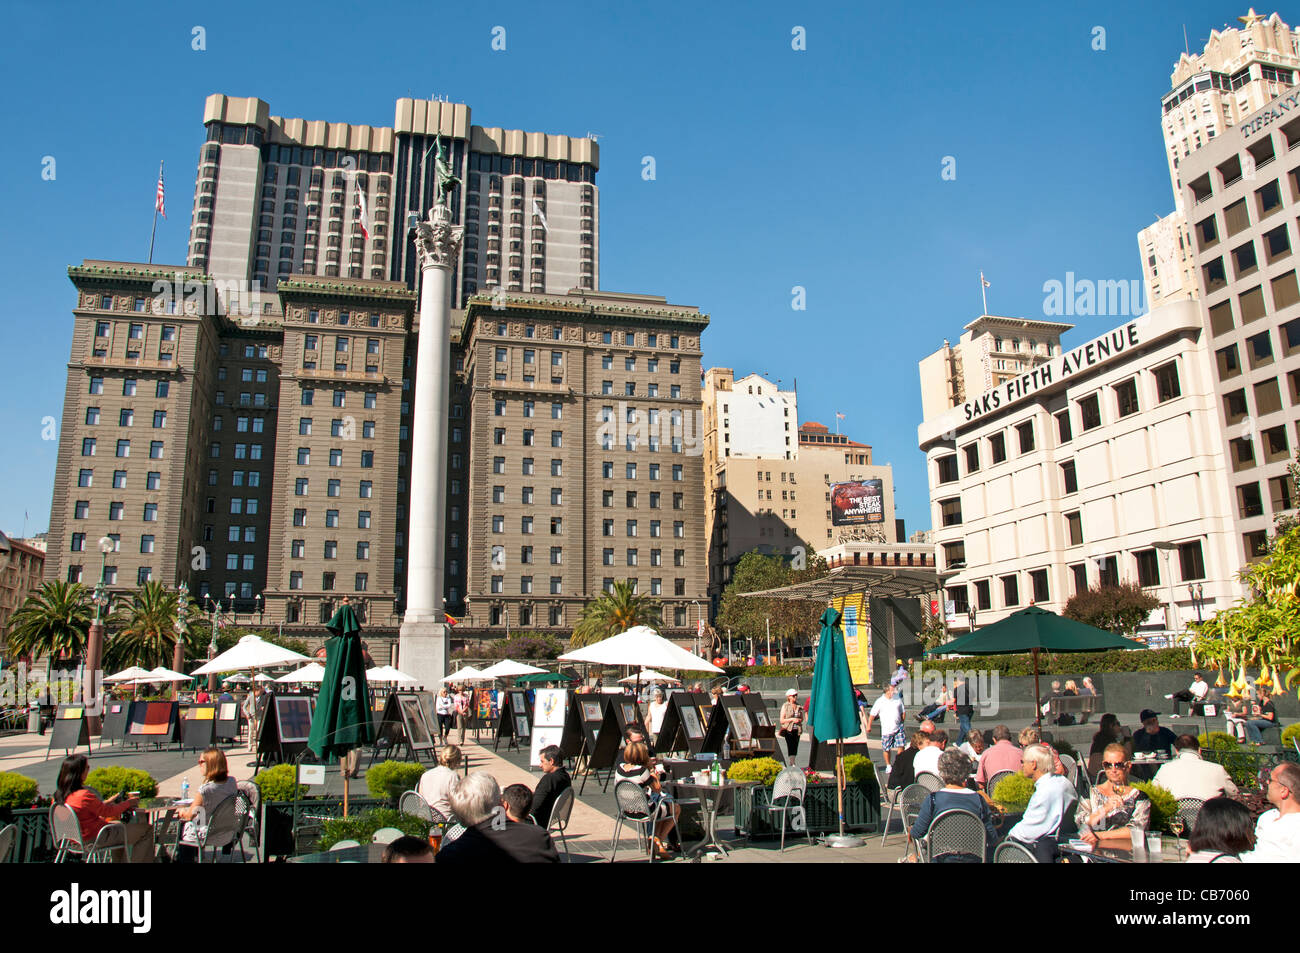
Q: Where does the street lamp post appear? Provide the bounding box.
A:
[1188,583,1204,624]
[1152,542,1179,638]
[256,593,264,627]
[85,536,114,733]
[173,582,190,691]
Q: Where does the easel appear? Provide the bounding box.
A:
[47,705,92,757]
[255,696,314,771]
[579,695,648,794]
[655,692,709,757]
[180,704,217,751]
[122,701,179,751]
[568,693,607,779]
[98,701,130,750]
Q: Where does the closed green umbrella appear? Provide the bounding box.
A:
[809,606,863,848]
[925,605,1145,725]
[309,601,374,815]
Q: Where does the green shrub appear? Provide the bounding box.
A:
[253,763,307,802]
[84,767,157,800]
[923,647,1192,677]
[1052,738,1079,761]
[843,754,876,783]
[722,665,811,679]
[1131,780,1177,833]
[365,761,426,800]
[0,771,39,810]
[1198,732,1257,789]
[727,757,785,786]
[991,773,1035,812]
[315,807,430,851]
[1281,724,1300,750]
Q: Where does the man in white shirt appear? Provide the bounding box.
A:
[1241,762,1300,863]
[865,683,906,771]
[1152,734,1238,801]
[1166,672,1210,715]
[1007,743,1078,863]
[912,728,949,777]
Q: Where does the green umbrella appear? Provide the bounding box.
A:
[809,606,862,847]
[514,671,573,683]
[924,605,1145,725]
[309,602,374,814]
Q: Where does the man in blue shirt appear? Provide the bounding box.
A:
[1007,743,1078,862]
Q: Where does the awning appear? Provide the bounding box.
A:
[735,565,941,603]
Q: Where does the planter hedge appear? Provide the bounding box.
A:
[735,778,880,836]
[0,772,39,810]
[84,767,158,800]
[922,648,1192,676]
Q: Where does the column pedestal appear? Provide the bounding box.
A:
[398,618,448,692]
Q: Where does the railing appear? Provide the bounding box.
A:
[4,808,52,863]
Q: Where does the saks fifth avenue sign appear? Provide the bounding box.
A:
[962,321,1141,422]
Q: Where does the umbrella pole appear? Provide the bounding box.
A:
[1032,648,1042,728]
[343,771,350,818]
[823,736,864,848]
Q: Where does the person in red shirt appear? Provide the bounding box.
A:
[55,754,154,863]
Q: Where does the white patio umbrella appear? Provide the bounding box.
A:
[105,666,153,683]
[222,674,250,684]
[559,626,724,673]
[618,668,682,685]
[276,662,327,684]
[441,665,485,683]
[191,634,310,675]
[366,665,417,684]
[476,659,548,679]
[143,666,192,683]
[252,673,275,683]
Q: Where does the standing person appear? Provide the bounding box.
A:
[952,675,975,745]
[890,659,908,689]
[646,688,669,746]
[864,683,906,773]
[454,684,471,745]
[779,689,805,760]
[1245,687,1278,746]
[435,686,454,743]
[242,684,263,750]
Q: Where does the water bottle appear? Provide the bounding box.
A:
[180,777,190,801]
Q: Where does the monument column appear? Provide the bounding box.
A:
[399,201,462,689]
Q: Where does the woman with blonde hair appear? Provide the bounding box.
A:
[176,747,239,861]
[615,741,679,858]
[1076,743,1150,847]
[417,744,462,819]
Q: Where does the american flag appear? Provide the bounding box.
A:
[155,165,166,219]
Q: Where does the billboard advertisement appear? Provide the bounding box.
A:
[830,479,884,525]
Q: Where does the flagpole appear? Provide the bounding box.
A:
[980,271,989,316]
[148,160,162,264]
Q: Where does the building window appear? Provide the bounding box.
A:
[936,455,958,484]
[963,444,979,473]
[1001,574,1020,607]
[1135,549,1160,587]
[1061,460,1078,495]
[1153,362,1181,402]
[988,432,1006,465]
[1078,393,1102,431]
[1178,540,1206,581]
[1115,378,1140,418]
[1016,421,1035,454]
[1065,511,1083,546]
[1029,569,1049,603]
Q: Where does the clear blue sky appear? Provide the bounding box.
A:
[0,1,1252,539]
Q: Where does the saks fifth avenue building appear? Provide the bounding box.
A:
[917,299,1244,635]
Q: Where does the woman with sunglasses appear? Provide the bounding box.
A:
[1075,743,1150,847]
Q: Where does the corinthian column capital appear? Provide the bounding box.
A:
[414,203,464,271]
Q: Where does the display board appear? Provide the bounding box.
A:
[492,691,530,752]
[180,704,217,750]
[124,701,179,748]
[529,688,573,768]
[47,704,91,756]
[398,693,436,751]
[699,698,731,755]
[255,695,314,768]
[655,692,709,756]
[578,694,648,793]
[570,692,607,765]
[98,700,129,748]
[214,701,240,743]
[416,692,441,745]
[372,691,438,764]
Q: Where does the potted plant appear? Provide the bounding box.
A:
[734,754,880,836]
[364,761,426,804]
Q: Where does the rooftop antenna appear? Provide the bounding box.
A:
[586,132,603,141]
[1183,24,1189,55]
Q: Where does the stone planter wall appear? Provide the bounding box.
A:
[735,778,880,836]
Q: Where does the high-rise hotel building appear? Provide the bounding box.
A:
[190,94,599,303]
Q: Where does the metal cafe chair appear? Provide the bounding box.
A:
[399,791,435,822]
[442,821,468,845]
[761,765,813,852]
[610,781,665,863]
[899,783,931,860]
[195,797,241,863]
[371,827,405,844]
[986,769,1017,795]
[50,804,129,863]
[916,809,986,864]
[546,787,576,861]
[1175,797,1205,832]
[993,839,1039,863]
[231,788,260,863]
[915,771,944,793]
[1059,753,1078,786]
[0,824,16,863]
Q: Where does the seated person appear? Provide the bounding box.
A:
[1075,744,1150,847]
[912,728,949,778]
[975,725,1022,789]
[1152,734,1238,801]
[54,753,153,863]
[1224,695,1249,743]
[1165,672,1210,714]
[1018,726,1065,775]
[175,747,240,862]
[1184,796,1255,863]
[888,730,930,791]
[959,728,986,766]
[1245,688,1279,746]
[1006,744,1078,863]
[909,749,997,861]
[381,835,435,863]
[1088,714,1130,778]
[501,783,534,823]
[615,740,679,858]
[529,744,571,826]
[1132,710,1178,758]
[435,773,559,864]
[417,745,462,820]
[917,683,950,724]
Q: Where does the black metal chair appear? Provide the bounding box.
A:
[915,771,943,793]
[546,787,575,861]
[0,823,15,863]
[899,783,931,860]
[993,839,1039,863]
[610,781,664,863]
[916,809,986,864]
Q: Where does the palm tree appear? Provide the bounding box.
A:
[569,580,662,647]
[105,581,199,670]
[6,581,93,664]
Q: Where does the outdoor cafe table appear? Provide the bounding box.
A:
[290,843,387,863]
[131,797,188,856]
[1128,754,1171,782]
[1058,840,1183,864]
[666,779,752,858]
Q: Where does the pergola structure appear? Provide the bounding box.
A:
[735,565,942,603]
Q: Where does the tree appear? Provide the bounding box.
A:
[104,581,202,671]
[569,580,662,647]
[1062,582,1161,635]
[714,552,829,652]
[6,581,94,663]
[452,632,564,661]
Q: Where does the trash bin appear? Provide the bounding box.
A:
[28,708,41,733]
